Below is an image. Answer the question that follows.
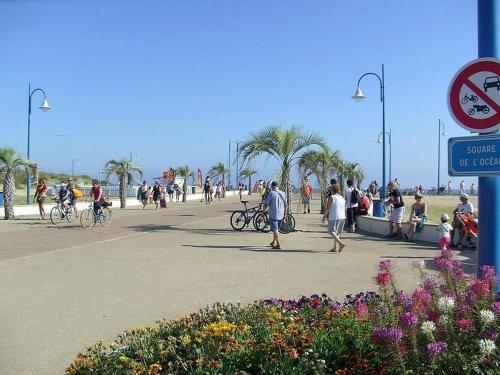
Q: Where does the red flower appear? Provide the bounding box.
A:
[376,272,391,286]
[356,300,368,318]
[457,318,473,331]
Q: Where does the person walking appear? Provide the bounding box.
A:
[447,180,452,195]
[301,178,313,214]
[436,213,453,251]
[152,181,162,210]
[460,180,465,195]
[345,179,359,233]
[322,184,346,253]
[167,182,175,203]
[33,178,47,220]
[137,180,148,209]
[470,183,476,195]
[262,181,287,250]
[385,181,405,239]
[174,184,183,203]
[203,177,211,204]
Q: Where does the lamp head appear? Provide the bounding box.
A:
[39,98,51,112]
[351,87,366,102]
[376,136,383,144]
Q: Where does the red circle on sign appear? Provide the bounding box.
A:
[447,58,500,133]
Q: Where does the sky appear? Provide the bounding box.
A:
[0,0,484,189]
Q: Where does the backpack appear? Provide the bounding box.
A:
[350,188,360,205]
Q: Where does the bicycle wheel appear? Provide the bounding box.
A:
[230,211,247,231]
[50,206,62,225]
[80,208,95,229]
[253,212,270,232]
[65,207,76,223]
[99,208,112,227]
[279,214,296,234]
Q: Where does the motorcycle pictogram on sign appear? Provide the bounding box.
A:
[448,58,500,133]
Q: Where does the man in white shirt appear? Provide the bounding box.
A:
[460,180,465,195]
[451,193,474,249]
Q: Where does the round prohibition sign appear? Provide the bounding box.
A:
[448,58,500,133]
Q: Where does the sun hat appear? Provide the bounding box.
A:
[415,192,424,199]
[460,193,469,199]
[441,213,450,221]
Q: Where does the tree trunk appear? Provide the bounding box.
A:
[283,168,291,215]
[248,176,252,195]
[182,181,187,202]
[3,172,15,220]
[119,176,126,209]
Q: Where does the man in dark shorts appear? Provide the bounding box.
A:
[89,179,104,216]
[385,181,405,239]
[203,177,212,204]
[345,179,359,232]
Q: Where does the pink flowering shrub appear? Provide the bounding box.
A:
[371,250,500,373]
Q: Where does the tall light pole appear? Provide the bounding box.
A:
[377,128,392,182]
[228,140,231,189]
[27,83,51,204]
[235,139,240,188]
[129,152,138,162]
[437,119,447,194]
[71,158,79,178]
[352,65,386,201]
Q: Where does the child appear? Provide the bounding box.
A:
[436,213,453,251]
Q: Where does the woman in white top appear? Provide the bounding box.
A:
[322,184,347,253]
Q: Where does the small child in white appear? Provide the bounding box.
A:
[436,213,453,251]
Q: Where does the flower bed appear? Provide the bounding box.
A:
[67,250,499,374]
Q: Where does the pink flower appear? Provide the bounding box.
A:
[379,260,392,271]
[470,279,490,296]
[457,318,473,332]
[491,302,500,315]
[401,312,419,328]
[376,271,391,286]
[480,265,498,284]
[356,300,368,318]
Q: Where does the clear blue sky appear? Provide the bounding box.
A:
[0,0,480,189]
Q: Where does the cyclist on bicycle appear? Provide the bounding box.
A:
[55,183,71,211]
[88,179,105,216]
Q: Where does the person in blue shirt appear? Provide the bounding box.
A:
[56,183,71,210]
[263,181,287,250]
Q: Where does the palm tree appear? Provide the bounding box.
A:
[0,147,32,220]
[177,165,195,202]
[344,162,364,189]
[105,159,143,209]
[239,167,257,195]
[239,126,327,209]
[209,162,229,197]
[298,149,342,213]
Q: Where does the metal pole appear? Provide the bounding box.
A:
[389,128,392,182]
[477,0,500,279]
[236,140,239,187]
[26,83,31,205]
[72,159,75,178]
[129,152,132,162]
[381,64,386,198]
[438,119,441,194]
[228,140,231,190]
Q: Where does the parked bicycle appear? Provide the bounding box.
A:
[251,211,296,234]
[50,198,77,225]
[80,200,112,229]
[230,200,266,231]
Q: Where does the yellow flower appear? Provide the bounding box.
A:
[181,335,192,345]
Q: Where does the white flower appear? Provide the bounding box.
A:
[480,310,495,325]
[479,339,496,356]
[412,260,425,269]
[437,297,455,313]
[421,321,436,335]
[439,315,449,325]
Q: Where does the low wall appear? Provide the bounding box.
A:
[357,215,441,244]
[0,190,247,218]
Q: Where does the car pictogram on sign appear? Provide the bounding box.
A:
[484,76,500,92]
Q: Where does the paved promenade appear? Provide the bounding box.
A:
[0,197,475,374]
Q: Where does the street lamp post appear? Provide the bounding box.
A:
[71,158,79,178]
[228,140,231,190]
[377,128,392,182]
[437,119,447,194]
[26,83,51,204]
[352,64,386,199]
[129,152,138,162]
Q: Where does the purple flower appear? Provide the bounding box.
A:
[395,291,413,309]
[426,341,448,357]
[379,260,392,271]
[492,302,500,315]
[424,277,438,292]
[372,327,403,345]
[485,330,499,341]
[434,257,453,272]
[401,312,419,328]
[481,265,498,284]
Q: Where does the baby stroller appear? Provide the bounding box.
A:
[455,212,478,249]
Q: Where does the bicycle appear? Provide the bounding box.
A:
[50,198,77,225]
[251,211,296,234]
[230,200,265,231]
[80,200,112,229]
[462,93,478,104]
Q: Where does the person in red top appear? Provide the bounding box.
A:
[301,178,313,214]
[33,178,48,220]
[88,179,104,214]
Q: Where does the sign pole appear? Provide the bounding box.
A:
[477,0,500,278]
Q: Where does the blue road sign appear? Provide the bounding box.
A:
[448,135,500,176]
